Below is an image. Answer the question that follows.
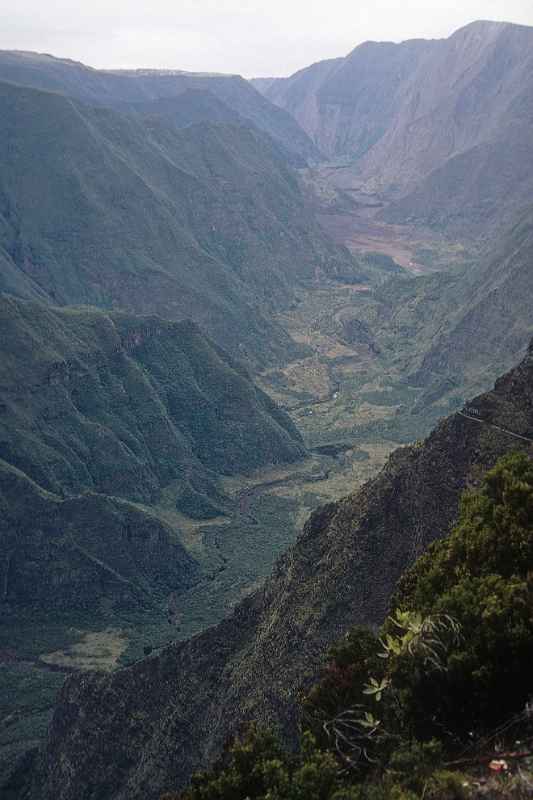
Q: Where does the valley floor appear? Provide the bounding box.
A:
[302,160,475,273]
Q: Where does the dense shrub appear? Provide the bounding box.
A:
[392,452,533,736]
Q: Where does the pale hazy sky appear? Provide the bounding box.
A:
[1,0,533,77]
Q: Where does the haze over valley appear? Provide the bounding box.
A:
[1,11,533,800]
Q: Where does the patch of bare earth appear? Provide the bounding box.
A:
[302,161,469,275]
[40,629,128,672]
[318,212,437,275]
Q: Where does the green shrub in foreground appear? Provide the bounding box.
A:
[167,453,533,799]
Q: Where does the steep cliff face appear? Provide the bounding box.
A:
[255,41,430,161]
[360,22,533,200]
[253,58,344,156]
[382,87,533,234]
[27,340,533,800]
[257,21,533,233]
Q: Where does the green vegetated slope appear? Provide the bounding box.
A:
[23,333,533,800]
[0,460,198,612]
[0,50,319,161]
[0,79,358,368]
[413,209,533,391]
[0,292,305,613]
[269,205,533,457]
[126,89,244,129]
[0,56,364,791]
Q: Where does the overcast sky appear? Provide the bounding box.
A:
[1,0,533,77]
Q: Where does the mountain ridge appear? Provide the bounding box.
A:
[0,50,319,161]
[0,79,359,368]
[0,293,305,506]
[3,20,533,800]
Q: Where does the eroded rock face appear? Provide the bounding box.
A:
[23,342,533,800]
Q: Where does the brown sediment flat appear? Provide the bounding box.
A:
[317,212,434,274]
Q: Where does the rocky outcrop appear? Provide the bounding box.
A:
[24,339,533,800]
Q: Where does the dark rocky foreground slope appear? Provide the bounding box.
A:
[18,336,533,800]
[0,293,304,616]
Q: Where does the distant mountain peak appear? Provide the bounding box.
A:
[453,18,525,33]
[257,18,533,235]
